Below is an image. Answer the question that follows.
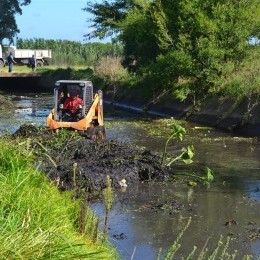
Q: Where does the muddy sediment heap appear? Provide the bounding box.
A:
[12,125,168,192]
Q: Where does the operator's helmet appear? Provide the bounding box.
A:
[70,90,78,98]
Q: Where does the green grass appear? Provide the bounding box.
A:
[0,65,32,73]
[0,65,91,74]
[0,138,118,259]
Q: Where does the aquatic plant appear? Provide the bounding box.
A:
[102,175,114,241]
[76,193,89,235]
[166,145,195,167]
[175,167,215,187]
[162,123,214,185]
[164,217,192,259]
[163,218,252,260]
[161,124,192,165]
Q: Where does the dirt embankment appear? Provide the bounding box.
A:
[12,125,169,193]
[105,89,260,137]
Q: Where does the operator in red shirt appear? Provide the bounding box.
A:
[63,89,83,121]
[64,89,83,114]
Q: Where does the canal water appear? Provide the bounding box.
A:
[0,91,260,259]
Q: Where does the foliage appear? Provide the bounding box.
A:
[0,138,118,259]
[16,38,123,66]
[83,0,137,39]
[46,128,80,149]
[180,167,215,187]
[0,0,31,44]
[165,217,192,259]
[162,123,214,186]
[119,1,159,71]
[37,66,106,89]
[102,175,114,241]
[94,56,126,83]
[167,145,194,167]
[217,46,260,120]
[94,55,130,98]
[148,0,260,100]
[161,124,194,166]
[85,0,260,102]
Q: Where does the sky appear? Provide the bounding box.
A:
[15,0,105,43]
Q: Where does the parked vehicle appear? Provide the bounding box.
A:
[46,80,106,140]
[0,44,52,67]
[0,45,7,67]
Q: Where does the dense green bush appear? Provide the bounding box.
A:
[86,0,260,103]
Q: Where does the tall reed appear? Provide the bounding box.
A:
[102,175,114,242]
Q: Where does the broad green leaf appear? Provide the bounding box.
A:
[183,158,193,164]
[187,145,194,159]
[205,167,214,182]
[172,124,186,141]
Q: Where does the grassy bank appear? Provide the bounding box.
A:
[0,138,118,259]
[0,65,97,80]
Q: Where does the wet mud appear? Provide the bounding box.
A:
[12,124,169,193]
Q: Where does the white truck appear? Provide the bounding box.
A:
[0,45,52,67]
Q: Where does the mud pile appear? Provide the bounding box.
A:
[13,125,168,193]
[12,124,53,139]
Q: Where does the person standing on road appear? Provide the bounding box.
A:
[7,52,16,72]
[30,54,36,71]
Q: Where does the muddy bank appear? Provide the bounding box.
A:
[12,125,168,193]
[105,90,260,137]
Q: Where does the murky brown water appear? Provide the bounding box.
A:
[1,92,260,259]
[102,112,260,259]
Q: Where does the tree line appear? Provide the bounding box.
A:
[16,38,123,66]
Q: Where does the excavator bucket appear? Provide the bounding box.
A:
[46,80,106,139]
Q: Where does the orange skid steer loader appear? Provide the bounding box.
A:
[46,80,106,139]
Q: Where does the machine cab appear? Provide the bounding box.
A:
[53,80,93,122]
[47,80,105,139]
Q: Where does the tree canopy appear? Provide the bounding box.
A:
[85,0,260,100]
[0,0,31,44]
[83,0,136,39]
